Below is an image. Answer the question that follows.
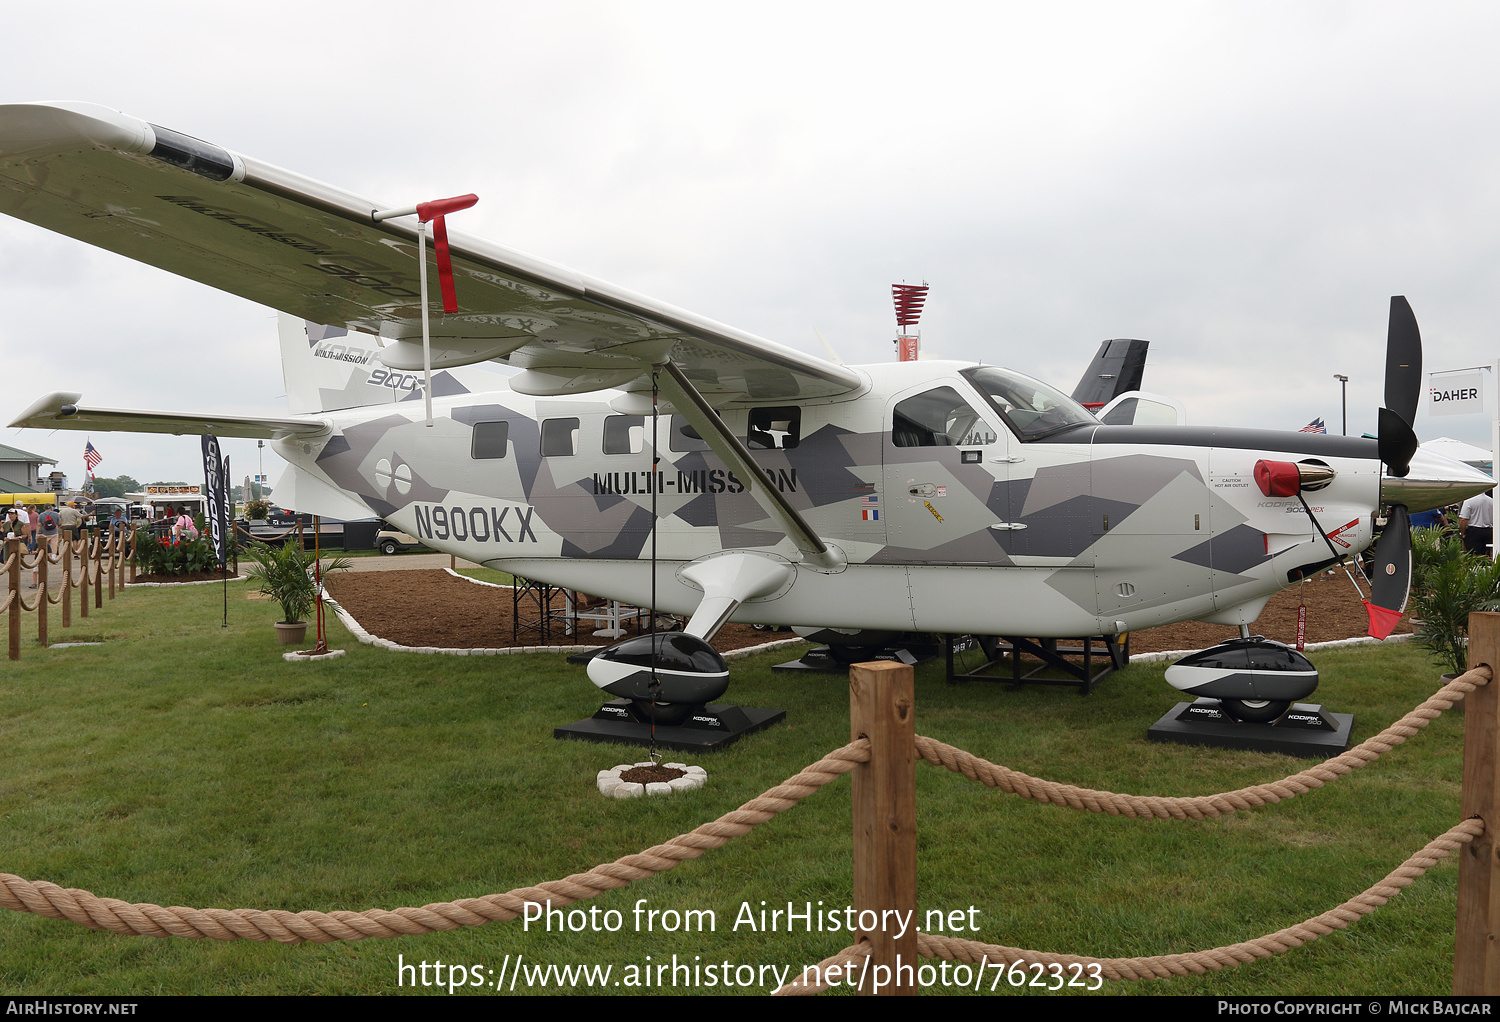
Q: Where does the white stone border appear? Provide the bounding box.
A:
[127,575,248,587]
[326,583,1409,666]
[323,583,809,660]
[1127,631,1415,664]
[598,762,706,798]
[443,567,514,589]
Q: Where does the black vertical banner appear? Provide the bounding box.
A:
[200,435,228,569]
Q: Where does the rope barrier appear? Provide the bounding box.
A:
[773,818,1482,993]
[0,739,871,943]
[235,524,301,543]
[914,818,1482,982]
[913,665,1491,819]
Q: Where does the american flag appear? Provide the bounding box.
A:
[1299,417,1327,434]
[861,493,880,521]
[83,441,102,470]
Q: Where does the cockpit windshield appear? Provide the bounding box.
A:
[960,366,1097,441]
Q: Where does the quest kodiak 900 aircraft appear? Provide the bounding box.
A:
[1,102,1491,715]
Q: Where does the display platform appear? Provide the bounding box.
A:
[772,643,938,673]
[555,699,785,751]
[1147,699,1353,757]
[946,633,1128,693]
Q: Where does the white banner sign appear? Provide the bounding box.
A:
[1428,368,1488,417]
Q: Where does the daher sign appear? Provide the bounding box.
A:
[1428,368,1488,417]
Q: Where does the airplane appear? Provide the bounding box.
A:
[1,101,1491,726]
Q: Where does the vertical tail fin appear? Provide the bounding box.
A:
[277,313,499,414]
[1071,338,1150,410]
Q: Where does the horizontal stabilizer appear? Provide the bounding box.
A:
[10,392,328,441]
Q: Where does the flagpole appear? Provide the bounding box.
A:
[1492,359,1498,561]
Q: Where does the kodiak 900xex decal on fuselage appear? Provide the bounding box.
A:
[2,102,1491,668]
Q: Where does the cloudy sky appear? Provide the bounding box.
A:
[3,2,1499,489]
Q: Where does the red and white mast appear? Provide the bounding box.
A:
[892,282,929,361]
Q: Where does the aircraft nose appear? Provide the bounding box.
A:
[1381,447,1493,512]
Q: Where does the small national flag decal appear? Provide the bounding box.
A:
[861,493,880,521]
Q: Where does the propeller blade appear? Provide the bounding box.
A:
[1378,406,1420,478]
[1385,296,1423,426]
[1377,296,1423,478]
[1365,504,1411,639]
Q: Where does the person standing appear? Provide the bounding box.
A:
[1409,507,1449,531]
[1460,489,1495,557]
[24,504,38,552]
[58,501,82,544]
[32,505,62,588]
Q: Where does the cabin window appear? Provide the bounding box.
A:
[668,414,710,452]
[541,417,580,457]
[603,415,645,455]
[470,420,510,460]
[892,387,996,447]
[747,406,801,450]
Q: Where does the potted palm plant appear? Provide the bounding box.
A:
[244,541,349,645]
[1407,549,1500,679]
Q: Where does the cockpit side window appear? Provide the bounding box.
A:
[892,387,996,447]
[960,366,1096,441]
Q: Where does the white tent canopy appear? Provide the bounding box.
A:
[1421,436,1493,472]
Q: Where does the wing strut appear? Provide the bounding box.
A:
[653,361,846,573]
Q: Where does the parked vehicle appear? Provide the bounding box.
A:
[377,524,424,555]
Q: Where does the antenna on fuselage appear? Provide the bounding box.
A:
[893,282,929,361]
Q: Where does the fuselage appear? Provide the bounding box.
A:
[276,360,1398,638]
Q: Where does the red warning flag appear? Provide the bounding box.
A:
[417,194,478,314]
[1365,601,1404,640]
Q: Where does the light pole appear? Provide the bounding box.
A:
[1333,374,1349,436]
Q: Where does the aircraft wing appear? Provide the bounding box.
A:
[9,391,329,441]
[0,102,862,405]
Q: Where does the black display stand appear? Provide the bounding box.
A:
[773,641,940,673]
[555,699,786,751]
[512,574,559,645]
[1147,699,1353,757]
[945,633,1129,694]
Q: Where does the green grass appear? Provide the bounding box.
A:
[0,581,1472,995]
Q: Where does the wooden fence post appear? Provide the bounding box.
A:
[128,526,137,584]
[105,529,115,601]
[850,660,917,995]
[35,541,47,648]
[7,537,19,661]
[78,534,89,619]
[1456,611,1500,994]
[59,536,71,630]
[93,530,103,609]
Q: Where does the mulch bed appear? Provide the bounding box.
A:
[322,568,1406,655]
[1126,571,1411,654]
[322,570,785,653]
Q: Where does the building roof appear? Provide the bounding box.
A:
[0,474,35,492]
[0,441,56,465]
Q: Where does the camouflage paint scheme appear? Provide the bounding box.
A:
[275,321,1383,639]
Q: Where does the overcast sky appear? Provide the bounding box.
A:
[3,2,1499,490]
